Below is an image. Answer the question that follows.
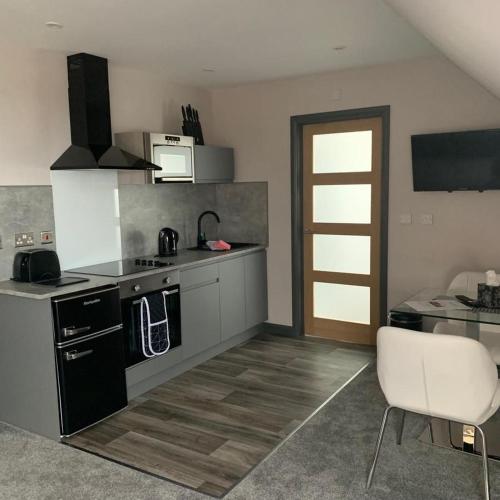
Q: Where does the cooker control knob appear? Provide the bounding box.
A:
[164,276,171,284]
[132,284,141,292]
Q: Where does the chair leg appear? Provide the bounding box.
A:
[475,425,491,500]
[397,410,406,445]
[366,406,393,489]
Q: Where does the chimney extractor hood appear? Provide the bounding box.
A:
[50,53,160,171]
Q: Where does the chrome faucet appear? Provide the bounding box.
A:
[197,210,221,248]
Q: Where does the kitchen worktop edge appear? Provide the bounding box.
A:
[0,245,266,300]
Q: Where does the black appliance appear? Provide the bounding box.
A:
[12,249,88,287]
[120,271,181,367]
[67,256,175,277]
[411,128,500,192]
[158,227,179,256]
[52,285,127,436]
[50,53,160,172]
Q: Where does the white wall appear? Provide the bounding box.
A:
[209,56,500,326]
[0,44,213,186]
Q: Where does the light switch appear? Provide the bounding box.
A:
[399,214,412,225]
[420,214,433,225]
[40,231,54,244]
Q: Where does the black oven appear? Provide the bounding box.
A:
[120,271,181,367]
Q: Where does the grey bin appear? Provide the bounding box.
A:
[389,312,423,331]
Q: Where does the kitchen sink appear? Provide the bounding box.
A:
[187,242,258,251]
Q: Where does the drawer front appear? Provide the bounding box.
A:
[180,264,219,290]
[52,286,121,344]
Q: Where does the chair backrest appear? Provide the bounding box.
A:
[448,271,486,293]
[377,326,498,424]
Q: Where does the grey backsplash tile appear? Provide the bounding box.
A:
[119,183,219,257]
[0,186,56,281]
[216,182,269,245]
[119,182,268,258]
[0,182,268,280]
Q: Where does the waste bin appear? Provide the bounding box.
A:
[389,312,423,331]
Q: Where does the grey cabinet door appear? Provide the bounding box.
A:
[181,281,221,359]
[245,251,268,329]
[194,145,234,183]
[219,257,246,341]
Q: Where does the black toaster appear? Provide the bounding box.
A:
[12,249,61,283]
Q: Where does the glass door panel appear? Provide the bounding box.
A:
[313,130,372,173]
[313,184,371,224]
[313,234,370,274]
[314,282,370,324]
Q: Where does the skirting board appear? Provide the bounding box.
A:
[263,322,298,337]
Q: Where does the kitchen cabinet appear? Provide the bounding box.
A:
[245,251,268,329]
[219,257,246,341]
[181,250,267,351]
[181,266,221,359]
[194,145,234,184]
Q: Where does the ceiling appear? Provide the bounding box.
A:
[386,0,500,99]
[0,0,436,87]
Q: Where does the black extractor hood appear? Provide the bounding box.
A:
[51,53,160,171]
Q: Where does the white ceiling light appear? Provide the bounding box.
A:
[45,21,63,30]
[202,68,216,72]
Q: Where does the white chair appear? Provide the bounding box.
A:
[367,326,500,499]
[434,271,500,364]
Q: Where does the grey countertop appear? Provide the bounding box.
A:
[0,245,265,300]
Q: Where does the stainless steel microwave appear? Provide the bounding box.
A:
[115,132,195,183]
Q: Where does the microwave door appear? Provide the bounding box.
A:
[153,145,193,180]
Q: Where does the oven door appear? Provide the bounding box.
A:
[122,285,181,367]
[152,145,193,181]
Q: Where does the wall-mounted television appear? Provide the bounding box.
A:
[411,128,500,192]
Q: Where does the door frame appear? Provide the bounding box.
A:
[290,106,390,337]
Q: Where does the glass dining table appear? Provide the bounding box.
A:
[390,288,500,460]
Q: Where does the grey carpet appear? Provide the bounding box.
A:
[0,364,498,499]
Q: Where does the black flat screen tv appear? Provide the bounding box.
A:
[411,128,500,191]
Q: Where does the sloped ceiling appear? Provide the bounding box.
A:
[386,0,500,98]
[0,0,435,87]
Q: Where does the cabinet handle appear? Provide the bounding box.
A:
[64,349,93,361]
[62,325,91,337]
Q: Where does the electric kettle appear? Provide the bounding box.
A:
[158,228,179,256]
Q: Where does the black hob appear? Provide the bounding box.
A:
[67,256,175,277]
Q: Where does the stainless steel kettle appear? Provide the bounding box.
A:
[158,228,179,256]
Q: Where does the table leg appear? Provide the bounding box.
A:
[465,321,480,340]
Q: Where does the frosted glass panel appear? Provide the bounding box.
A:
[314,235,370,274]
[314,282,370,324]
[313,184,371,223]
[313,131,372,173]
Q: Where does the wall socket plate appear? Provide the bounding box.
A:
[15,232,34,247]
[420,214,433,225]
[40,230,54,244]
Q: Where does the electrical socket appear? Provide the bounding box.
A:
[15,232,34,247]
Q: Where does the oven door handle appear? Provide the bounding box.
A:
[131,289,179,305]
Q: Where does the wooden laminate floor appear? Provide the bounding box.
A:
[66,333,375,497]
